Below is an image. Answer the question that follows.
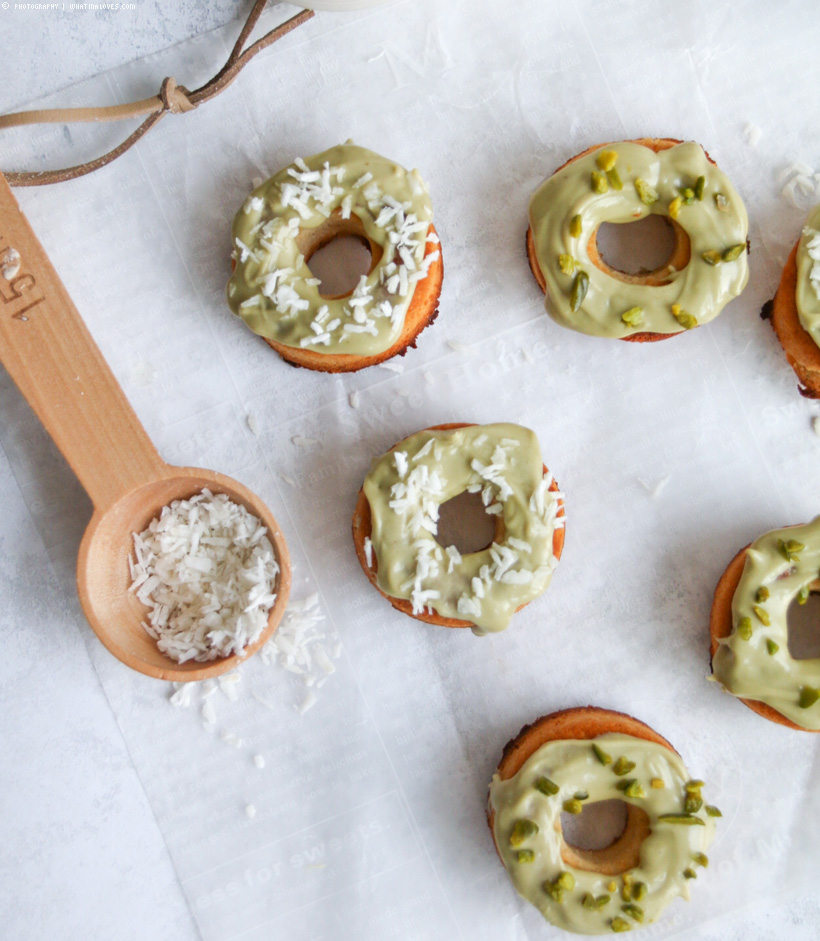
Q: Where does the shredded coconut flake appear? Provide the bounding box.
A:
[129,490,279,664]
[1,247,21,280]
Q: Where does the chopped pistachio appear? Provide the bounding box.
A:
[683,868,697,880]
[634,178,659,204]
[680,186,695,204]
[570,270,589,311]
[556,871,576,891]
[596,150,618,171]
[798,584,810,605]
[714,192,730,212]
[701,250,722,266]
[671,304,698,330]
[694,175,706,200]
[617,779,646,799]
[510,818,539,846]
[668,196,683,219]
[574,790,590,801]
[558,253,575,275]
[535,776,560,796]
[593,743,613,765]
[544,872,574,900]
[569,214,583,238]
[583,893,611,910]
[607,167,623,191]
[621,903,644,923]
[563,798,583,814]
[658,813,705,825]
[692,852,709,868]
[612,756,635,776]
[705,805,722,817]
[778,538,804,561]
[611,916,632,932]
[755,586,770,603]
[753,605,771,626]
[766,638,780,656]
[798,686,820,709]
[736,616,753,640]
[621,306,644,327]
[684,795,703,814]
[722,243,745,262]
[592,171,609,194]
[544,881,565,903]
[630,882,647,902]
[608,881,618,893]
[684,780,704,793]
[650,777,665,789]
[516,849,536,863]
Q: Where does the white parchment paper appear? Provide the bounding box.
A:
[2,1,820,938]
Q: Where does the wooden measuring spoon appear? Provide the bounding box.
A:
[0,173,291,681]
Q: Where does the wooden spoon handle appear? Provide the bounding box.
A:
[0,172,166,512]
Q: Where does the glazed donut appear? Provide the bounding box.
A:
[527,138,749,341]
[768,205,820,397]
[710,517,820,731]
[487,707,719,935]
[227,143,443,372]
[351,422,565,634]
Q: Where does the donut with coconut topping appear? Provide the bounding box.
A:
[527,139,749,340]
[352,423,565,634]
[768,204,820,396]
[487,708,719,935]
[227,143,443,372]
[710,516,820,730]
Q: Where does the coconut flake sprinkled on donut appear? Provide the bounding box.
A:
[130,490,279,663]
[228,143,439,359]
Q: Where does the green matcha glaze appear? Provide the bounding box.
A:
[488,734,716,935]
[362,424,563,634]
[227,143,437,356]
[713,517,820,729]
[529,141,749,338]
[795,205,820,348]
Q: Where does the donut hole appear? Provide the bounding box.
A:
[787,588,820,660]
[559,800,650,876]
[591,215,690,285]
[434,490,500,555]
[297,210,383,300]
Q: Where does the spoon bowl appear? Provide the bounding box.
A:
[0,173,291,681]
[79,467,291,681]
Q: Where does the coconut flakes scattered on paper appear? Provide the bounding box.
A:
[1,247,21,280]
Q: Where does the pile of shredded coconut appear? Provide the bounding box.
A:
[130,489,279,663]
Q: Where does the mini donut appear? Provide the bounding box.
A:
[527,138,749,341]
[710,516,820,731]
[487,707,719,935]
[768,206,820,397]
[227,143,443,372]
[351,422,565,634]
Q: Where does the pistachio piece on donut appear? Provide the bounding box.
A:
[527,139,749,342]
[488,707,717,935]
[711,516,820,730]
[227,143,443,373]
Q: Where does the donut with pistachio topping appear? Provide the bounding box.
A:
[227,143,443,372]
[527,138,749,341]
[352,422,565,634]
[487,707,719,935]
[710,516,820,730]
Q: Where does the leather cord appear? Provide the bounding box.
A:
[0,1,314,187]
